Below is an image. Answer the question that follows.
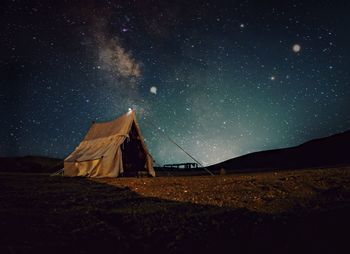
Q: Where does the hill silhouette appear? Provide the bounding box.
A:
[209,130,350,172]
[0,156,62,173]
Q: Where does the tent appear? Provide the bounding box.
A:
[64,110,155,178]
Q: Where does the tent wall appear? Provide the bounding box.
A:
[64,147,124,178]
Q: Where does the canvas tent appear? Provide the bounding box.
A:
[64,110,155,178]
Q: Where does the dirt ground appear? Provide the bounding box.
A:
[0,167,350,254]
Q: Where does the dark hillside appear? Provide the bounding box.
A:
[209,130,350,172]
[0,156,62,173]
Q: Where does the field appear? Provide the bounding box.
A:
[1,167,350,253]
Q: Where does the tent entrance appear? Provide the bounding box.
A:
[121,123,147,176]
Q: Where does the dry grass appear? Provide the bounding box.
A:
[0,167,349,254]
[94,167,350,214]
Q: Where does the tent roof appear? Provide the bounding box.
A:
[83,110,135,141]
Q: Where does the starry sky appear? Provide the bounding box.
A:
[1,0,350,166]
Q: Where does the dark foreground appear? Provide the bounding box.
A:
[0,167,350,254]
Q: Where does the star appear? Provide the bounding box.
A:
[150,86,157,94]
[292,44,301,53]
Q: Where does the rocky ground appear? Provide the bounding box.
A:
[0,167,349,254]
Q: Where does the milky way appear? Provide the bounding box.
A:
[1,0,350,165]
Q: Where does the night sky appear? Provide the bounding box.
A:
[1,0,350,166]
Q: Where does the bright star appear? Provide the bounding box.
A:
[292,44,301,53]
[150,86,157,94]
